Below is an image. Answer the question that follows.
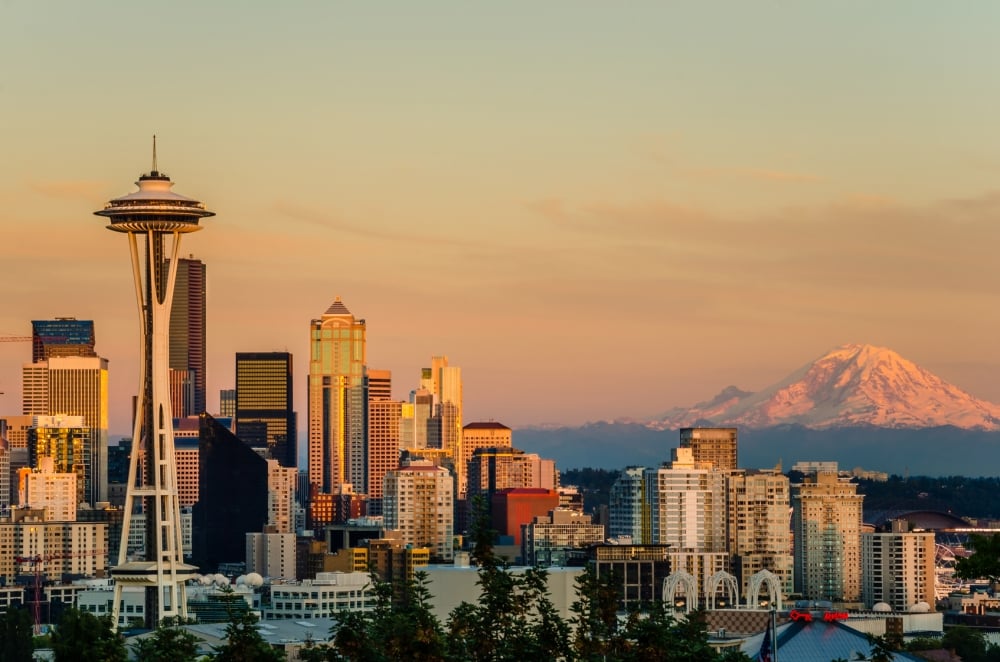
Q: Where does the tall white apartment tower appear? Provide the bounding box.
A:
[644,447,728,596]
[792,470,864,602]
[94,142,213,628]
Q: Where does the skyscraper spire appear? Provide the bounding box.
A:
[151,134,158,174]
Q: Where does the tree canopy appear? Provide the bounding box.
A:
[955,533,1000,584]
[50,608,127,662]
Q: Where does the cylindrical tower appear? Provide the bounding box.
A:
[95,143,213,629]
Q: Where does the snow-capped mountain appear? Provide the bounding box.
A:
[652,343,1000,431]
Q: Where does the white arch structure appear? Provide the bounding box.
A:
[662,570,699,613]
[747,569,783,610]
[706,570,739,610]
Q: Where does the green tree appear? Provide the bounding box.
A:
[50,608,127,662]
[942,625,989,662]
[332,570,447,661]
[865,633,900,662]
[0,606,34,662]
[955,533,1000,584]
[571,566,627,660]
[213,588,284,662]
[445,497,573,661]
[905,636,942,651]
[130,616,201,662]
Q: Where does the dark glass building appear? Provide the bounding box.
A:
[31,318,96,363]
[192,413,267,573]
[168,257,206,415]
[235,352,297,468]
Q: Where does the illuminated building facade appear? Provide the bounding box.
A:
[861,519,935,611]
[367,369,401,517]
[27,415,90,507]
[726,469,794,598]
[235,352,296,468]
[460,421,512,499]
[679,427,738,472]
[383,460,454,561]
[792,470,864,602]
[21,357,109,505]
[31,318,96,363]
[168,256,206,416]
[308,298,367,495]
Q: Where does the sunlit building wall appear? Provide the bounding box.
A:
[383,460,454,561]
[22,356,109,504]
[27,414,90,506]
[236,352,297,468]
[308,298,367,495]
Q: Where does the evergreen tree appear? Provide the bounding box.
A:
[213,587,284,662]
[445,497,573,661]
[130,616,201,662]
[571,566,627,660]
[0,606,34,662]
[50,608,127,662]
[332,570,447,661]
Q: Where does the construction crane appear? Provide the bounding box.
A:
[15,549,107,634]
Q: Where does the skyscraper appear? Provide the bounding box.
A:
[420,356,463,454]
[460,421,512,499]
[792,470,864,601]
[168,256,206,416]
[308,297,367,495]
[95,149,212,628]
[22,356,109,504]
[193,414,268,572]
[235,352,296,468]
[367,369,401,517]
[31,318,96,363]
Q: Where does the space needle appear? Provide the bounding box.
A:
[95,139,213,628]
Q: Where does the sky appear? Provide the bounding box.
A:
[2,2,1000,438]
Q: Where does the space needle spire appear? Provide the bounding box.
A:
[95,142,214,628]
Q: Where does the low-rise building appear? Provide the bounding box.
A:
[265,571,373,619]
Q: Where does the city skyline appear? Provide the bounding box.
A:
[3,3,1000,437]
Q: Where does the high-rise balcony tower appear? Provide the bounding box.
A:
[95,140,214,628]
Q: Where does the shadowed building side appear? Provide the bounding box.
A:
[193,415,268,573]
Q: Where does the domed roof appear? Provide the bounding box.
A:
[873,602,892,612]
[909,601,931,612]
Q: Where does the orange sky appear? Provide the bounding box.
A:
[2,3,1000,436]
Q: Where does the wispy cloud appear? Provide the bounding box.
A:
[683,166,822,183]
[271,200,476,249]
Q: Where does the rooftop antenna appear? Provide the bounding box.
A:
[151,134,158,174]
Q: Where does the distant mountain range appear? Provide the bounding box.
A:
[514,344,1000,476]
[651,343,1000,431]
